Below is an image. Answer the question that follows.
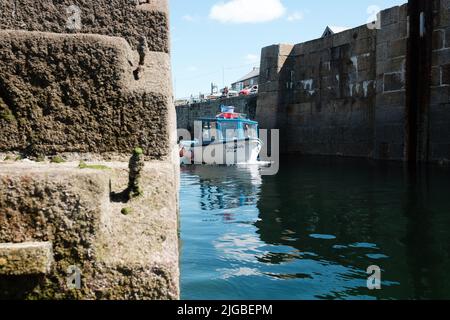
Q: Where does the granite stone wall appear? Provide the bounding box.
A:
[258,26,378,157]
[430,0,450,161]
[374,4,408,160]
[257,1,450,163]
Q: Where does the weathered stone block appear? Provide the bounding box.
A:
[430,103,450,126]
[433,29,446,50]
[376,91,406,109]
[431,66,442,86]
[332,30,354,48]
[441,63,450,84]
[438,0,450,28]
[388,38,407,58]
[430,123,450,144]
[445,27,450,48]
[0,31,174,159]
[261,45,283,59]
[256,92,280,129]
[376,42,389,62]
[377,56,406,74]
[380,6,400,27]
[431,143,450,159]
[374,131,405,160]
[378,21,408,42]
[0,161,179,300]
[0,0,169,53]
[259,81,280,93]
[430,86,450,104]
[375,105,405,125]
[383,73,405,92]
[352,37,376,56]
[286,102,313,115]
[352,25,377,41]
[0,242,53,276]
[354,53,375,72]
[399,4,409,21]
[432,48,450,66]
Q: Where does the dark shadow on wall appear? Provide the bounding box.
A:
[0,275,43,300]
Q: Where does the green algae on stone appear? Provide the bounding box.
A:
[50,156,66,164]
[78,161,110,170]
[36,155,46,163]
[0,108,15,123]
[133,147,144,155]
[121,207,133,216]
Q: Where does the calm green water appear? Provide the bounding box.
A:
[180,157,450,300]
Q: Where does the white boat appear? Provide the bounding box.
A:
[179,106,262,165]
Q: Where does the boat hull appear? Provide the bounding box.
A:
[180,139,262,165]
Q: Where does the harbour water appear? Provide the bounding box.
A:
[180,156,450,300]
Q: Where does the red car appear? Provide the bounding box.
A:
[239,88,251,96]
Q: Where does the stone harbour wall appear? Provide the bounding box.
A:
[429,0,450,162]
[256,0,450,163]
[373,4,408,160]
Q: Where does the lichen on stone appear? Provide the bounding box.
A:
[128,148,145,199]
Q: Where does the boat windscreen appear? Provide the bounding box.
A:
[201,121,218,142]
[243,123,258,139]
[220,122,239,141]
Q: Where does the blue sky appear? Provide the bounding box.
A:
[170,0,406,99]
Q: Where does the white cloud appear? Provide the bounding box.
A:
[245,54,260,64]
[287,11,304,22]
[209,0,286,24]
[182,14,197,22]
[328,26,350,33]
[187,66,198,72]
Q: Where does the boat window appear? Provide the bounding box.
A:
[243,123,258,139]
[202,122,210,141]
[220,122,239,141]
[202,122,217,142]
[210,122,217,141]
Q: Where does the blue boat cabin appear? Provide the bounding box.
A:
[199,116,259,144]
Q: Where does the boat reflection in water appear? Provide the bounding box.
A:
[190,165,262,213]
[180,157,450,300]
